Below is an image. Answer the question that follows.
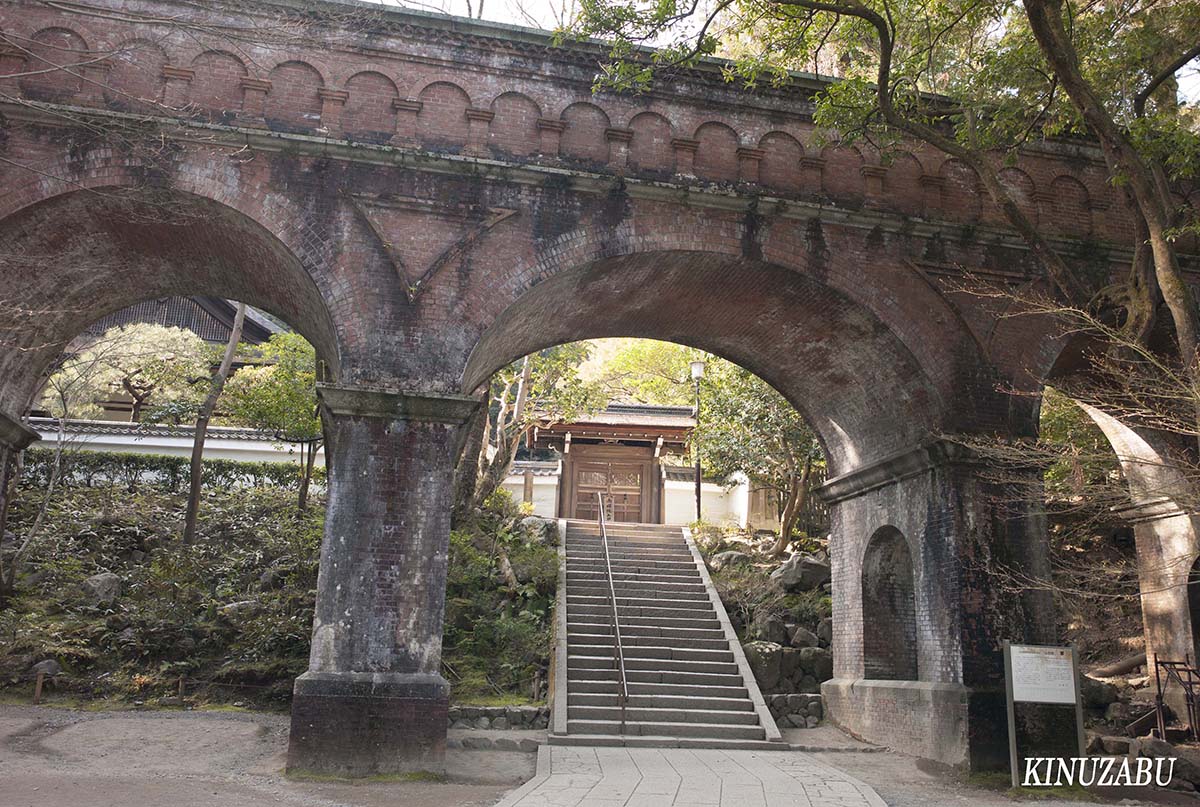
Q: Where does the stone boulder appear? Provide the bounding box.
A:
[799,646,834,682]
[1079,675,1119,710]
[28,659,62,679]
[710,550,752,572]
[790,626,819,648]
[1100,735,1136,755]
[816,617,833,646]
[520,516,558,546]
[81,572,121,606]
[770,553,831,593]
[219,600,260,619]
[750,613,791,645]
[780,647,802,680]
[1105,701,1147,726]
[1140,736,1200,790]
[743,641,782,692]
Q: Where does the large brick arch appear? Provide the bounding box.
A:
[461,249,945,474]
[4,0,1193,777]
[0,186,341,415]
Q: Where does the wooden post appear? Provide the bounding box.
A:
[33,672,44,704]
[178,675,185,699]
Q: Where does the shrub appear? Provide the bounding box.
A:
[20,448,327,494]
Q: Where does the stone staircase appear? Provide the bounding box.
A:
[550,519,783,748]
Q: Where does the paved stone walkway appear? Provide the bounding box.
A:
[495,746,887,807]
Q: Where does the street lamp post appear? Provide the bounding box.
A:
[690,359,705,522]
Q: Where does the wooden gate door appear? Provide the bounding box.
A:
[572,461,644,522]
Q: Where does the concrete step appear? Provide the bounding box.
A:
[567,538,687,548]
[568,590,709,604]
[569,679,750,699]
[569,567,700,580]
[566,550,695,562]
[566,522,683,536]
[568,574,705,586]
[568,643,735,663]
[567,705,761,726]
[566,719,766,740]
[568,594,714,612]
[568,603,716,620]
[569,582,709,598]
[568,692,755,712]
[567,632,730,650]
[567,535,685,546]
[566,540,689,550]
[566,622,727,642]
[568,655,740,676]
[569,607,718,623]
[568,556,696,568]
[567,667,745,687]
[547,734,786,750]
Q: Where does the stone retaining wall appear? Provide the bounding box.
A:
[449,704,550,730]
[767,693,824,728]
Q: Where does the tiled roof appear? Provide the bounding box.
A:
[28,417,273,442]
[543,404,695,429]
[511,460,561,476]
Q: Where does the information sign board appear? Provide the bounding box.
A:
[1003,642,1086,788]
[1009,644,1078,705]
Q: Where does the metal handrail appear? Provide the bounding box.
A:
[597,491,628,733]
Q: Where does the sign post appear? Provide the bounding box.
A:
[1003,642,1086,788]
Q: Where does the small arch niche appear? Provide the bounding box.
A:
[862,526,919,680]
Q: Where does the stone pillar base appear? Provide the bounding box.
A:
[822,678,1007,771]
[286,672,449,777]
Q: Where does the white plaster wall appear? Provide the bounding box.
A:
[32,426,325,466]
[500,476,559,518]
[663,479,743,526]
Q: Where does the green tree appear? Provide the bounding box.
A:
[568,0,1199,383]
[224,332,323,510]
[598,338,706,406]
[182,303,246,545]
[456,343,609,516]
[39,324,210,421]
[600,340,824,552]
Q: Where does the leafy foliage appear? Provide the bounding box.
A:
[445,491,557,702]
[223,333,321,443]
[0,484,322,703]
[20,449,325,493]
[40,324,212,421]
[599,339,824,542]
[1,463,552,707]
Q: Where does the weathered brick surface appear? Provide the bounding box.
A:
[0,0,1194,774]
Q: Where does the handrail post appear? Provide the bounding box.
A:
[597,491,628,735]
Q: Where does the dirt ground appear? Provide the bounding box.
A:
[4,704,1198,806]
[0,704,535,807]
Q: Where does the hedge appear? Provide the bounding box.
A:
[20,448,327,493]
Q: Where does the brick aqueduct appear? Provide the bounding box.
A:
[2,0,1198,776]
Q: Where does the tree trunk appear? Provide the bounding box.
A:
[182,303,246,544]
[3,421,63,600]
[770,455,813,557]
[473,357,534,510]
[1021,0,1200,393]
[298,439,319,511]
[0,447,18,605]
[453,406,487,519]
